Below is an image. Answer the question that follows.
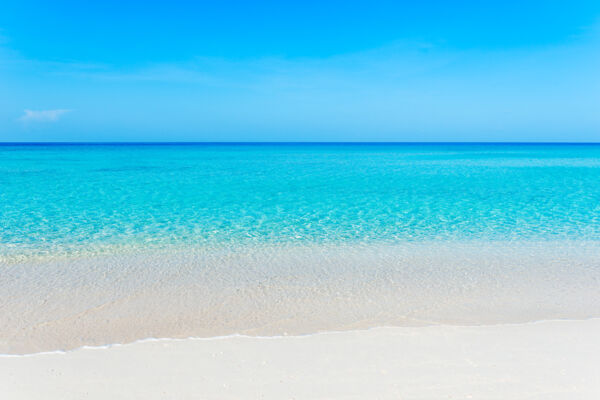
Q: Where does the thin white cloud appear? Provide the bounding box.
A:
[19,109,71,123]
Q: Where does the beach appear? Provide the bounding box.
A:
[2,319,599,399]
[3,0,600,396]
[2,144,600,398]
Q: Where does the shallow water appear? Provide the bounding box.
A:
[1,144,600,352]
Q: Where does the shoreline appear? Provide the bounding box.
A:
[1,317,597,357]
[0,316,600,358]
[3,319,599,399]
[3,241,600,354]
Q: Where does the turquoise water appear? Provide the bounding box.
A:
[2,143,600,258]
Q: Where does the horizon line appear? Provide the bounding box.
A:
[1,141,600,146]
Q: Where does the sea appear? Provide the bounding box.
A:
[1,143,599,353]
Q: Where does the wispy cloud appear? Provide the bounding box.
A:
[19,109,71,123]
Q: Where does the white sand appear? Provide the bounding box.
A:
[2,319,599,400]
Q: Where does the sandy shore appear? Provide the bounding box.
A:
[2,319,599,399]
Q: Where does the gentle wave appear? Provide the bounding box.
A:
[4,317,600,358]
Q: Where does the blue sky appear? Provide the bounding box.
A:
[1,1,599,142]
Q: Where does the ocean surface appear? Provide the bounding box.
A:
[1,143,600,353]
